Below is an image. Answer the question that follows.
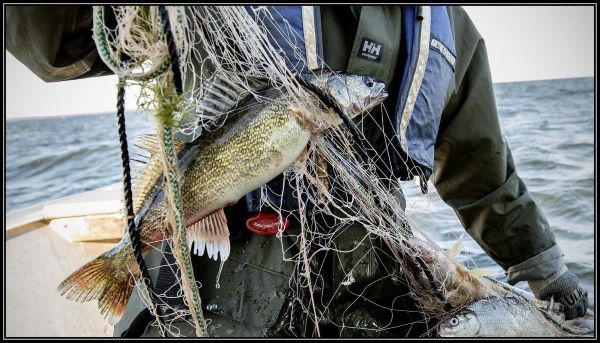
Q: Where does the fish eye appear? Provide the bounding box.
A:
[449,317,459,326]
[362,76,374,87]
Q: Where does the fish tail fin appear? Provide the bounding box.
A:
[57,250,137,325]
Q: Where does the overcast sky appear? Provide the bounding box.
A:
[5,6,595,119]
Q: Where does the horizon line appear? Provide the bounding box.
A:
[6,75,594,120]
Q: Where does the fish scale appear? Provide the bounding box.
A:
[181,91,311,227]
[57,70,389,324]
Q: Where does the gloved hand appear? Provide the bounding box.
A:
[528,266,588,320]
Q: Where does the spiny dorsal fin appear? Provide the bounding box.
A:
[175,71,270,142]
[132,133,186,213]
[196,72,268,118]
[187,209,230,261]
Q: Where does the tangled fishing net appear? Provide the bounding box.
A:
[94,5,531,337]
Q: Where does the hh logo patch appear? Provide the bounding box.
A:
[430,37,456,69]
[358,38,383,62]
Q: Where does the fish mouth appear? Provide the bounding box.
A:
[364,87,388,112]
[373,83,388,101]
[377,89,389,102]
[437,324,452,336]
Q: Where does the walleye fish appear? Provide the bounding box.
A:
[438,279,595,337]
[57,70,388,324]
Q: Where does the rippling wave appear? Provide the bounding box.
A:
[6,111,154,211]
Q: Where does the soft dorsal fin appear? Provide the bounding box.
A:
[134,133,186,155]
[132,133,187,213]
[186,209,230,261]
[134,134,160,155]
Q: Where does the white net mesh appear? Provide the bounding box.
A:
[85,5,583,338]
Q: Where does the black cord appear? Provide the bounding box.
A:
[116,79,167,336]
[293,73,375,170]
[159,6,184,94]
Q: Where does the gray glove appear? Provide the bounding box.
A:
[529,267,588,320]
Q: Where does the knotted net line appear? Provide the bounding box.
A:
[95,5,516,337]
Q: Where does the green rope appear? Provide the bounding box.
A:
[93,6,172,82]
[159,123,207,336]
[157,6,206,335]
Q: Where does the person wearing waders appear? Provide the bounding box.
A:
[6,5,588,337]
